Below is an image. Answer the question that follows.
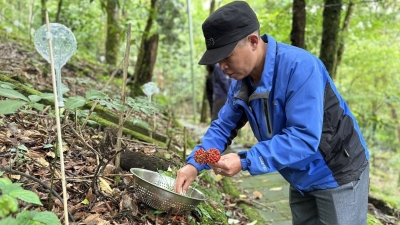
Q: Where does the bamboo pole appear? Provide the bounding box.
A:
[115,23,132,170]
[186,0,196,121]
[45,12,69,225]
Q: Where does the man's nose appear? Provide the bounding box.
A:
[219,62,227,71]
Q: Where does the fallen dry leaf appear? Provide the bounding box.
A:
[252,190,263,199]
[99,177,113,194]
[10,174,20,180]
[86,187,94,203]
[269,187,282,191]
[103,164,115,175]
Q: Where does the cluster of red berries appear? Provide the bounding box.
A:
[194,148,221,164]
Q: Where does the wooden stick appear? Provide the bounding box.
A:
[81,59,124,128]
[45,12,69,225]
[115,23,132,170]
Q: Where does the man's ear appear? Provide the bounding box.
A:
[248,34,259,49]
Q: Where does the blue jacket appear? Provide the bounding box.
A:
[187,34,369,193]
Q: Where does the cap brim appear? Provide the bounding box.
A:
[198,41,238,65]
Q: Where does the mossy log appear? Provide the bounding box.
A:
[0,74,197,151]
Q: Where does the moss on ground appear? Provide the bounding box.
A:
[194,172,228,224]
[222,177,266,225]
[367,214,384,225]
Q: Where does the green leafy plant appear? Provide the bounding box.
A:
[64,88,160,128]
[0,87,45,114]
[0,83,159,130]
[0,171,61,225]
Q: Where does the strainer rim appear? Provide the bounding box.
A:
[130,168,207,201]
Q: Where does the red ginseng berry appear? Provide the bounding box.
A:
[194,148,208,164]
[206,148,221,163]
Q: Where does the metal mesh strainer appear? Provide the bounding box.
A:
[130,168,207,215]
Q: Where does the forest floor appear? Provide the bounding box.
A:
[0,41,253,224]
[0,39,399,225]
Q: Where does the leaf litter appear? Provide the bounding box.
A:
[0,42,254,224]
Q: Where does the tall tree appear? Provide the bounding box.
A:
[55,0,63,22]
[319,0,342,79]
[200,0,216,123]
[41,0,47,25]
[130,0,158,97]
[334,1,355,77]
[104,0,121,66]
[290,0,306,49]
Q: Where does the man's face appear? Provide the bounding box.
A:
[218,37,256,80]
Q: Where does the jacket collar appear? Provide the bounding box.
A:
[234,34,277,103]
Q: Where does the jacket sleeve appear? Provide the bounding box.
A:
[240,54,325,174]
[187,83,247,171]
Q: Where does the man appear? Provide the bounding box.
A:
[211,63,233,121]
[174,1,370,225]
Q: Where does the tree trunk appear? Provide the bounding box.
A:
[334,1,354,78]
[388,102,400,150]
[319,0,342,80]
[131,34,159,97]
[105,0,120,66]
[131,0,158,97]
[199,0,216,123]
[41,0,47,25]
[290,0,306,49]
[55,0,63,22]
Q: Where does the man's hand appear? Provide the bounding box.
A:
[208,153,242,177]
[174,164,198,194]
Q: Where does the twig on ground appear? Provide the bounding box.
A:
[68,124,101,157]
[2,167,75,222]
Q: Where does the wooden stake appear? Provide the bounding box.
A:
[115,23,132,170]
[45,12,69,225]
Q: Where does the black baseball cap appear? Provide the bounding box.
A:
[198,1,260,65]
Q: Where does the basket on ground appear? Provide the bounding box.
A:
[130,168,207,215]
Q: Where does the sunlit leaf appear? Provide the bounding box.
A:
[9,189,43,205]
[32,103,45,111]
[0,100,26,114]
[28,95,41,103]
[31,211,61,225]
[0,216,19,225]
[0,87,29,101]
[65,96,86,109]
[40,93,55,99]
[85,89,108,100]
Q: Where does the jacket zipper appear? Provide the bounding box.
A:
[264,98,273,137]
